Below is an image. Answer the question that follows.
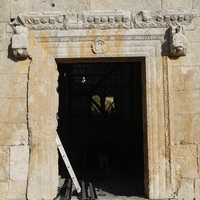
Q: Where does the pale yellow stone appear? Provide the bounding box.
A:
[0,74,28,98]
[0,51,30,74]
[176,179,195,198]
[195,179,200,200]
[0,182,8,199]
[0,0,10,22]
[173,91,200,115]
[115,0,161,11]
[8,180,27,200]
[10,146,29,181]
[0,123,28,145]
[0,98,27,123]
[172,115,200,145]
[171,145,198,179]
[0,146,9,182]
[162,0,192,10]
[27,57,58,199]
[172,66,200,91]
[171,42,200,66]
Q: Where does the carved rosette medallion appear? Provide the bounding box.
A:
[92,39,106,54]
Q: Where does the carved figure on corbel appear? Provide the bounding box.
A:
[64,9,78,29]
[170,25,187,56]
[11,25,30,59]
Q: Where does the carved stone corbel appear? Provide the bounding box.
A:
[11,25,29,59]
[170,25,187,56]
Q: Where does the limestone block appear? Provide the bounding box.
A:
[171,145,198,179]
[115,0,161,12]
[8,180,27,200]
[162,0,192,10]
[0,182,8,199]
[0,0,10,22]
[172,66,200,91]
[0,23,5,40]
[0,123,28,145]
[0,74,28,98]
[0,98,27,123]
[186,17,200,42]
[198,145,200,166]
[195,179,200,200]
[176,179,194,198]
[0,51,30,74]
[10,146,29,181]
[11,0,27,19]
[0,146,9,182]
[171,41,200,66]
[173,91,200,114]
[27,57,58,199]
[172,115,200,145]
[193,0,200,11]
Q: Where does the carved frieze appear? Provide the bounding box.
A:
[134,10,197,29]
[80,11,131,29]
[13,10,197,31]
[14,12,64,30]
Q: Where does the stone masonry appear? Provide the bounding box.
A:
[0,0,200,200]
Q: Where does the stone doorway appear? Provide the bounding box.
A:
[57,61,146,198]
[27,28,169,199]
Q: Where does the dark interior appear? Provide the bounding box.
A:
[57,62,145,197]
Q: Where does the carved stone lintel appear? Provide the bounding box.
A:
[11,26,29,59]
[170,25,187,56]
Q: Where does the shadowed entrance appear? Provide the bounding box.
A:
[57,62,145,198]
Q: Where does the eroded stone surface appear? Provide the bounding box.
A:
[0,74,28,98]
[8,180,27,200]
[172,115,200,145]
[176,179,195,198]
[0,182,8,199]
[10,146,29,181]
[171,145,198,179]
[0,1,200,200]
[0,51,29,74]
[27,41,58,199]
[0,123,28,145]
[162,0,192,10]
[0,146,9,182]
[173,91,200,114]
[0,0,10,22]
[172,66,200,91]
[0,98,27,123]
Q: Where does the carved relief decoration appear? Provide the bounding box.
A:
[10,10,197,58]
[13,10,197,30]
[11,26,29,59]
[80,11,131,29]
[170,25,187,56]
[13,12,64,30]
[92,39,106,54]
[134,10,197,29]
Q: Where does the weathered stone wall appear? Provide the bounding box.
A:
[0,0,200,199]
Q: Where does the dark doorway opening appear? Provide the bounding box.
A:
[57,62,144,197]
